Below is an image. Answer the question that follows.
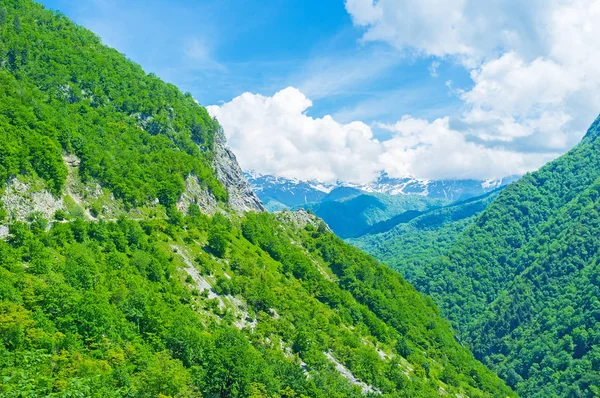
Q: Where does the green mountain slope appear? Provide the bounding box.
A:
[0,0,226,209]
[301,193,447,239]
[348,190,500,282]
[0,211,514,397]
[0,1,513,397]
[408,116,600,396]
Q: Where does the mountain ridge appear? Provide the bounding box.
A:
[348,189,501,282]
[245,170,519,211]
[402,114,600,396]
[0,1,514,396]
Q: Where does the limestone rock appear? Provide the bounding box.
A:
[2,178,66,222]
[213,128,264,213]
[275,209,330,231]
[177,174,219,215]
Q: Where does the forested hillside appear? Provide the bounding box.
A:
[349,190,499,282]
[301,193,447,239]
[406,116,600,396]
[0,209,514,397]
[0,0,227,209]
[0,1,514,396]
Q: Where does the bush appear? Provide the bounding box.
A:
[54,209,68,221]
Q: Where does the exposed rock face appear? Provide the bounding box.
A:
[275,209,330,231]
[171,244,256,330]
[177,174,219,215]
[1,131,264,224]
[2,178,66,222]
[213,128,264,213]
[63,154,104,220]
[324,352,381,395]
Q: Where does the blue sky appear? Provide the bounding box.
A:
[39,0,468,124]
[38,0,600,182]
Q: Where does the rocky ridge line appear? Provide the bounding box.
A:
[213,127,265,213]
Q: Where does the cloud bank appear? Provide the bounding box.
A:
[212,0,600,182]
[346,0,600,150]
[207,88,381,182]
[208,88,552,182]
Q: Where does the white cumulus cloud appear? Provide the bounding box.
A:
[207,87,382,182]
[344,0,549,64]
[346,0,600,158]
[208,88,553,181]
[211,1,600,183]
[378,116,553,180]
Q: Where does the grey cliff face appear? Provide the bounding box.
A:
[177,174,219,215]
[213,128,265,213]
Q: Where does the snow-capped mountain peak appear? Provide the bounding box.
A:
[243,170,520,211]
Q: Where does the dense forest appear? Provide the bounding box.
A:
[5,0,600,395]
[0,0,515,396]
[390,118,600,397]
[0,208,514,397]
[349,190,499,282]
[0,0,227,210]
[300,193,447,239]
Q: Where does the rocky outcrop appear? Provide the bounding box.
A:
[1,131,264,224]
[213,128,264,213]
[275,209,329,231]
[324,352,381,395]
[177,174,219,215]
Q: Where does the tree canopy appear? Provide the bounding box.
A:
[0,1,514,396]
[378,116,600,397]
[0,0,226,205]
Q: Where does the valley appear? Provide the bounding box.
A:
[0,1,514,397]
[1,0,600,397]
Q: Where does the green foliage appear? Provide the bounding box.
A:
[0,206,514,397]
[240,212,514,397]
[350,190,499,281]
[0,1,517,396]
[301,193,447,238]
[207,213,231,257]
[0,0,226,203]
[0,7,7,25]
[53,209,67,221]
[394,116,600,396]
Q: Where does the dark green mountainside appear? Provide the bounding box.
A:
[348,190,500,282]
[0,1,513,397]
[404,116,600,396]
[301,193,447,239]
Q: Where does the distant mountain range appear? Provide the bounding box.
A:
[348,189,502,279]
[244,170,520,211]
